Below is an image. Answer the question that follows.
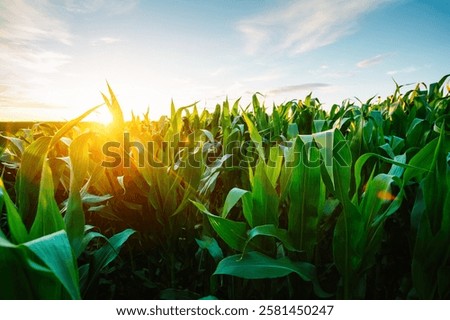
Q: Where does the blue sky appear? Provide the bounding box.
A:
[0,0,449,122]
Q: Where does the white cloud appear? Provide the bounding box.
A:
[91,37,121,46]
[323,71,357,79]
[0,44,71,74]
[0,1,73,72]
[237,0,394,55]
[210,67,227,77]
[62,0,103,13]
[309,65,356,79]
[63,0,138,15]
[356,53,392,68]
[243,71,283,83]
[99,37,121,44]
[387,66,417,75]
[0,1,72,106]
[268,83,330,95]
[0,0,72,45]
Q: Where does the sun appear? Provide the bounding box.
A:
[86,108,113,125]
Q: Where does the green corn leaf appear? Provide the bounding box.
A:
[288,137,324,258]
[24,230,80,299]
[279,151,294,203]
[353,152,420,199]
[80,229,135,295]
[266,145,283,188]
[406,118,427,148]
[170,101,199,134]
[388,154,407,178]
[81,193,114,204]
[333,202,363,298]
[412,214,448,299]
[421,141,448,233]
[242,112,264,161]
[331,129,364,298]
[196,236,223,263]
[69,132,93,191]
[65,191,84,257]
[1,234,71,299]
[214,251,330,298]
[1,178,28,243]
[1,169,80,299]
[243,224,299,254]
[272,107,282,137]
[29,161,65,240]
[0,240,36,299]
[104,82,125,128]
[403,138,439,184]
[16,136,51,222]
[361,173,397,228]
[332,129,352,201]
[16,104,103,225]
[200,129,215,144]
[191,200,247,251]
[251,162,279,227]
[220,98,231,147]
[221,187,250,218]
[0,231,80,299]
[0,134,24,156]
[241,189,254,227]
[412,127,450,299]
[92,229,135,269]
[49,103,104,148]
[80,230,107,254]
[172,150,204,216]
[48,157,68,194]
[360,174,404,267]
[157,167,174,214]
[65,132,94,256]
[312,129,334,189]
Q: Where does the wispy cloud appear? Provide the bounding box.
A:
[237,0,394,55]
[309,65,356,79]
[63,0,138,15]
[0,0,72,71]
[91,37,121,46]
[0,0,72,45]
[387,66,417,75]
[210,67,229,77]
[0,1,72,106]
[356,53,392,68]
[0,44,71,74]
[244,71,283,83]
[268,83,330,95]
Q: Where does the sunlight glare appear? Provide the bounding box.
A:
[87,108,113,125]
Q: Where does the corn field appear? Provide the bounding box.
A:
[0,75,449,299]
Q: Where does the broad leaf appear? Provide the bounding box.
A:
[192,200,247,251]
[214,251,330,298]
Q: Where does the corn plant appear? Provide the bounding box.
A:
[1,75,449,299]
[0,105,134,299]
